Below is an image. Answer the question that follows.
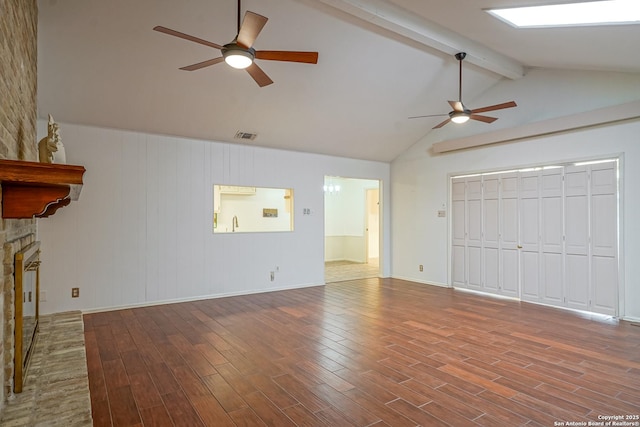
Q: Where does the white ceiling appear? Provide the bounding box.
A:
[37,0,640,162]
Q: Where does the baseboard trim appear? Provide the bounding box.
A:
[81,282,324,314]
[391,275,450,288]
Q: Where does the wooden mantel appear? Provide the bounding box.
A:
[0,159,85,219]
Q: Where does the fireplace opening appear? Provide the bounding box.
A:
[14,241,40,393]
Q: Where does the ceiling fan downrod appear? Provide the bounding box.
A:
[237,0,242,34]
[455,52,466,103]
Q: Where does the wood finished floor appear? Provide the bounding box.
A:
[84,278,640,426]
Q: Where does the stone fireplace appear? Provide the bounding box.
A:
[0,0,39,414]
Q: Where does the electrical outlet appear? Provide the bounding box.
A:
[270,271,275,281]
[71,287,79,298]
[419,264,424,272]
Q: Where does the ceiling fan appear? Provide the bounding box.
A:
[409,52,517,129]
[153,0,318,87]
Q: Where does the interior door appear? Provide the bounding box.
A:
[365,188,380,263]
[483,176,500,293]
[540,168,564,305]
[500,173,519,297]
[564,165,590,311]
[466,177,483,290]
[451,178,466,287]
[589,162,617,315]
[519,171,541,302]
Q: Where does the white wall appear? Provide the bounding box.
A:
[391,68,640,321]
[36,123,390,313]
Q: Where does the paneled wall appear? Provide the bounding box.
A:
[37,123,390,314]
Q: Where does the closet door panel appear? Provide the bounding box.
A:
[467,246,482,290]
[483,191,499,293]
[521,252,540,300]
[520,172,540,301]
[542,253,563,304]
[565,195,589,256]
[591,193,616,258]
[566,254,589,311]
[500,181,519,297]
[501,249,519,297]
[484,248,499,292]
[452,200,466,247]
[466,178,482,290]
[467,198,482,247]
[452,245,466,287]
[590,163,617,315]
[451,178,466,287]
[592,256,617,315]
[540,169,564,305]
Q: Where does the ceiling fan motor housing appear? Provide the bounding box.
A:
[222,43,256,68]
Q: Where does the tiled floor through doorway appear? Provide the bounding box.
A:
[325,258,379,283]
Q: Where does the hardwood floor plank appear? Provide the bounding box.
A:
[271,373,331,413]
[139,405,174,427]
[171,364,212,400]
[311,383,380,426]
[201,373,248,412]
[281,404,330,427]
[228,407,268,427]
[191,396,236,427]
[243,391,298,427]
[437,383,530,426]
[420,400,482,426]
[129,372,163,409]
[108,385,141,426]
[83,278,640,426]
[146,362,181,395]
[90,397,113,427]
[386,398,448,426]
[342,388,417,427]
[161,389,205,427]
[102,359,130,392]
[401,379,484,420]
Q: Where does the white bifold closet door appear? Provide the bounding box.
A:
[451,161,618,316]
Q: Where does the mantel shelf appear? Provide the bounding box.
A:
[0,159,86,219]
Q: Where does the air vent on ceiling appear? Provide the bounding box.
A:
[234,131,257,141]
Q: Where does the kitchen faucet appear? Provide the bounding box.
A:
[232,215,239,232]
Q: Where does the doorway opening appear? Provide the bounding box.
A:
[324,176,380,283]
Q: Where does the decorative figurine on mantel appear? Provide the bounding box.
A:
[38,114,66,164]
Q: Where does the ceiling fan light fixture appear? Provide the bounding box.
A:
[222,44,254,69]
[450,111,470,124]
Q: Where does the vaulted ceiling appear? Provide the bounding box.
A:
[37,0,640,162]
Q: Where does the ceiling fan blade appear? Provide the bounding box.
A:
[246,63,273,87]
[408,113,448,119]
[448,101,464,112]
[470,114,498,124]
[180,57,225,71]
[433,118,451,129]
[255,50,318,64]
[237,11,268,48]
[153,26,223,50]
[471,101,517,114]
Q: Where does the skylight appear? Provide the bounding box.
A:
[487,0,640,28]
